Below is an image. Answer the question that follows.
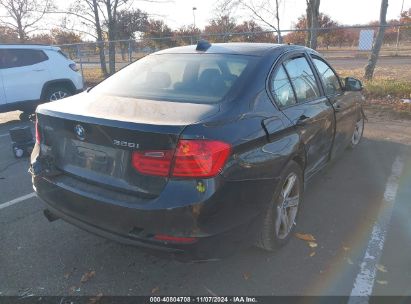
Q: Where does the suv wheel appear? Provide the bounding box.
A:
[45,86,71,101]
[256,161,303,251]
[19,111,35,122]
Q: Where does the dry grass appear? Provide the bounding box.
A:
[82,68,105,86]
[337,67,411,120]
[337,67,411,99]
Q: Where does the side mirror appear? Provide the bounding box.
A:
[345,77,363,91]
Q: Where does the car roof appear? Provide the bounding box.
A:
[154,42,309,57]
[0,44,60,51]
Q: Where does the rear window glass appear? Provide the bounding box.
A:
[92,54,255,103]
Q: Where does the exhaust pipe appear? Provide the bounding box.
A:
[43,209,60,222]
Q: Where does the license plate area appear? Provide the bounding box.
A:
[57,139,126,177]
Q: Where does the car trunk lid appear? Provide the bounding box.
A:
[36,93,220,197]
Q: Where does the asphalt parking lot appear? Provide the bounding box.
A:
[0,110,410,298]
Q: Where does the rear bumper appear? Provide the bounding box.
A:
[33,174,275,260]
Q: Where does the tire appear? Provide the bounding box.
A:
[349,116,364,149]
[19,111,31,121]
[44,86,71,102]
[256,160,303,251]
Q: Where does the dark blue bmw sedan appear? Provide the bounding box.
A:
[31,41,364,260]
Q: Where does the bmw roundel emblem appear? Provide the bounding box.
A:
[74,124,86,140]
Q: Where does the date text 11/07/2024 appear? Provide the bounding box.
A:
[149,297,258,303]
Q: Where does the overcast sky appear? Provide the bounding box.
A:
[129,0,410,30]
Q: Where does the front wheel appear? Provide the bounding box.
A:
[349,117,364,148]
[256,161,303,251]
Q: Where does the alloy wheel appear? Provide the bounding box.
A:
[275,172,300,240]
[351,118,364,146]
[49,90,68,101]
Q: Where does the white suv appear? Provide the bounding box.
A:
[0,44,84,119]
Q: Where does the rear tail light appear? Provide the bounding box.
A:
[172,140,231,177]
[69,63,79,72]
[131,139,231,178]
[131,150,173,177]
[154,234,198,244]
[35,116,41,144]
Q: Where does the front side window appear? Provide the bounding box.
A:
[312,58,342,96]
[270,65,296,108]
[0,49,48,69]
[92,54,255,104]
[283,56,320,103]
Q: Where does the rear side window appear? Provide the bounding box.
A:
[0,49,48,69]
[312,58,342,96]
[270,65,296,107]
[283,57,320,103]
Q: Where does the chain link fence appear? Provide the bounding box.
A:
[58,24,411,89]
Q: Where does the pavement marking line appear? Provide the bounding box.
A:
[348,156,404,303]
[0,192,36,210]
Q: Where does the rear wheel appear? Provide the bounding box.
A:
[256,161,303,251]
[44,86,71,102]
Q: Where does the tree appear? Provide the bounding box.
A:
[233,20,273,42]
[284,13,343,48]
[116,9,148,60]
[306,0,320,49]
[203,15,237,42]
[217,0,282,43]
[0,0,54,42]
[364,0,389,80]
[62,0,130,75]
[173,25,201,46]
[30,33,54,44]
[50,28,82,44]
[0,25,18,43]
[62,0,108,75]
[142,19,174,50]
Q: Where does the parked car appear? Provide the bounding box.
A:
[0,44,84,120]
[31,41,364,260]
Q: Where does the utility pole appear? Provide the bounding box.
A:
[192,7,197,29]
[395,0,405,55]
[192,7,197,45]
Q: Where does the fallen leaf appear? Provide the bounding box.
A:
[88,293,103,304]
[69,286,77,294]
[347,258,354,265]
[308,242,318,248]
[309,252,316,257]
[377,280,388,285]
[151,287,160,294]
[295,233,316,242]
[376,264,387,273]
[80,271,96,283]
[243,272,251,280]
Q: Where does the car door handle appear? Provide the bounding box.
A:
[296,115,310,126]
[33,69,45,72]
